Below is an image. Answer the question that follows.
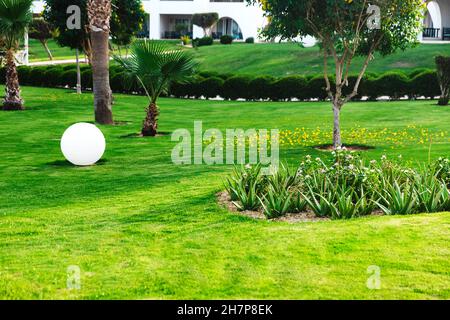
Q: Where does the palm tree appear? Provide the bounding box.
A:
[87,0,113,124]
[115,41,197,136]
[0,0,32,111]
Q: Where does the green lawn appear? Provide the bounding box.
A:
[27,39,182,62]
[192,42,450,76]
[0,87,449,299]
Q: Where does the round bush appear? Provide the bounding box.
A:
[245,37,255,44]
[81,69,93,90]
[410,71,440,99]
[194,37,213,47]
[373,72,410,100]
[44,67,64,87]
[28,67,49,86]
[199,77,224,99]
[59,70,78,87]
[276,76,308,101]
[306,75,333,101]
[222,76,252,100]
[249,76,276,100]
[17,66,31,85]
[220,35,233,45]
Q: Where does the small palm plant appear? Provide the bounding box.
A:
[115,40,197,136]
[0,0,33,110]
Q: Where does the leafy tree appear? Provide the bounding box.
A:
[43,0,90,58]
[44,0,89,94]
[110,0,145,54]
[435,56,450,106]
[0,0,33,110]
[88,0,114,124]
[29,17,55,60]
[115,41,197,136]
[192,12,219,37]
[252,0,424,148]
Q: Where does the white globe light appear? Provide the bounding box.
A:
[60,123,106,166]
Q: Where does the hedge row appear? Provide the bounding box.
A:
[1,64,441,101]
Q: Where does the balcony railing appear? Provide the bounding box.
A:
[423,27,440,38]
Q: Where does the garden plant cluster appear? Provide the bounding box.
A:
[225,150,450,220]
[4,65,444,102]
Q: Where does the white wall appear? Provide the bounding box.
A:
[142,0,267,41]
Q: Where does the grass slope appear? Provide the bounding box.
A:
[193,43,450,76]
[0,87,449,299]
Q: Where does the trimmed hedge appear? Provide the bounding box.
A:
[220,35,233,45]
[3,65,442,102]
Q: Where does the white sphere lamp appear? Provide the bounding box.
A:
[60,123,106,166]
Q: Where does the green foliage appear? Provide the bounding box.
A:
[110,0,146,47]
[222,76,252,100]
[193,37,214,47]
[410,71,440,99]
[0,0,33,49]
[225,150,450,220]
[43,0,88,51]
[220,35,233,45]
[192,12,219,36]
[248,76,275,100]
[245,37,255,44]
[28,17,53,42]
[198,77,224,99]
[114,40,197,103]
[373,72,410,100]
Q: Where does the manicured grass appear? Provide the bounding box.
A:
[193,42,450,76]
[26,39,182,62]
[0,87,449,299]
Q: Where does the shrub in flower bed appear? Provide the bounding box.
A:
[225,150,450,220]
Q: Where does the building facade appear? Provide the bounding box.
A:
[421,0,450,41]
[142,0,266,41]
[31,0,450,42]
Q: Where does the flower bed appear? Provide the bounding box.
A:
[224,149,450,220]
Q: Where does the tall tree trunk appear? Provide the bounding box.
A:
[42,40,53,60]
[142,102,159,137]
[3,49,23,111]
[332,103,342,149]
[76,49,82,94]
[88,0,113,125]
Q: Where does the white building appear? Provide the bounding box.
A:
[31,0,450,42]
[142,0,266,41]
[421,0,450,41]
[31,0,267,41]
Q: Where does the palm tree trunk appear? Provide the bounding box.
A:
[3,49,23,111]
[142,102,159,136]
[88,0,113,125]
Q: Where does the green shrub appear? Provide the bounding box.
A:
[248,76,276,100]
[28,67,49,86]
[245,37,255,44]
[276,76,308,101]
[307,75,332,101]
[193,37,213,47]
[225,150,450,220]
[198,77,224,99]
[222,76,252,100]
[410,71,440,99]
[44,67,64,87]
[220,35,233,45]
[81,69,93,89]
[372,72,410,100]
[59,70,77,87]
[17,66,31,85]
